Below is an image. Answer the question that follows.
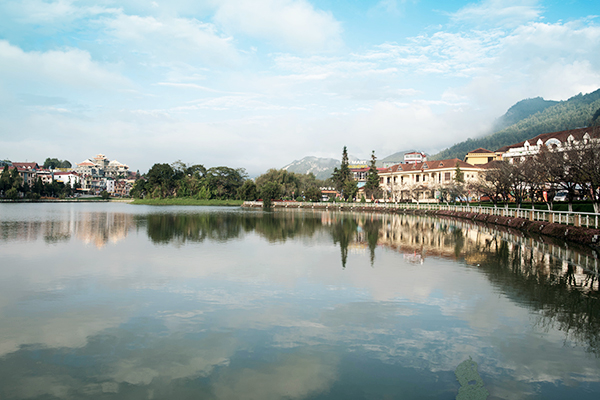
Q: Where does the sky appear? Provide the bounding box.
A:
[1,0,599,176]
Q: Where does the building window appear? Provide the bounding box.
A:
[416,175,420,182]
[444,172,451,181]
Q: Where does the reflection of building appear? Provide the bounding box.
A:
[376,213,599,292]
[0,212,135,249]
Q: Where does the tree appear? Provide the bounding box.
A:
[100,190,110,200]
[146,163,177,198]
[260,181,282,208]
[364,150,380,200]
[238,180,258,201]
[331,146,352,200]
[304,186,322,202]
[331,146,350,190]
[343,179,358,201]
[205,167,247,199]
[452,161,466,203]
[43,158,72,170]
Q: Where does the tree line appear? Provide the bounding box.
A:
[130,161,330,204]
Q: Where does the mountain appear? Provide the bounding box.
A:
[282,150,422,178]
[430,88,600,161]
[282,156,340,180]
[492,97,559,132]
[378,150,422,166]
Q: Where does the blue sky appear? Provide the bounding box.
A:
[1,0,599,175]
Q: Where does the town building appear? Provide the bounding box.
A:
[403,152,427,164]
[75,154,129,178]
[53,171,81,187]
[11,162,40,187]
[464,148,498,165]
[378,159,482,202]
[495,127,600,163]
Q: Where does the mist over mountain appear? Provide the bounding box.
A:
[492,97,559,132]
[431,88,600,161]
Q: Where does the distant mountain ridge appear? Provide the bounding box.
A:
[282,156,339,180]
[281,150,417,179]
[431,88,600,161]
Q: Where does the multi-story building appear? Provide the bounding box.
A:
[11,162,40,187]
[379,158,483,202]
[75,154,129,178]
[495,127,600,163]
[464,148,499,165]
[53,171,80,187]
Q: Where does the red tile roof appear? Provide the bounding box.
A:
[468,148,494,154]
[12,162,39,170]
[382,158,477,173]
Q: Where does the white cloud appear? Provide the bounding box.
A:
[104,13,240,67]
[213,0,343,52]
[451,0,542,28]
[0,40,129,90]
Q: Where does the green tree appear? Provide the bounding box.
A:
[260,181,282,208]
[146,163,177,198]
[331,146,352,199]
[100,190,110,200]
[238,180,258,201]
[364,150,380,200]
[304,186,322,202]
[6,187,18,200]
[130,179,147,199]
[343,179,358,201]
[205,167,247,199]
[454,162,464,183]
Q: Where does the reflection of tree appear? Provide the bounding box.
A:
[253,212,320,243]
[477,240,600,357]
[362,218,382,266]
[143,211,324,245]
[331,217,358,269]
[144,213,243,244]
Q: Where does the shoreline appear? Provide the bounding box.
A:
[243,202,600,249]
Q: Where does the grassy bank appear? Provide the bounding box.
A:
[131,198,244,206]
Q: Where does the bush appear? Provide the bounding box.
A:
[100,190,110,200]
[6,187,18,200]
[296,196,303,202]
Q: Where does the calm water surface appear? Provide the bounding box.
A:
[0,203,599,399]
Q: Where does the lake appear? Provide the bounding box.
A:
[0,203,599,399]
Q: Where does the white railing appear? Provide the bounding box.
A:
[242,201,600,229]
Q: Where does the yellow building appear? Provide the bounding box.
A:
[463,148,498,165]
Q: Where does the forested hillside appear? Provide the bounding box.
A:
[492,97,558,132]
[431,89,600,161]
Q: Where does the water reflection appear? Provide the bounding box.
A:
[1,205,600,399]
[0,211,135,248]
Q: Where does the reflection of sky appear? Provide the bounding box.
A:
[0,204,599,399]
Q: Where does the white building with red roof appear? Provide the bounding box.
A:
[378,158,483,202]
